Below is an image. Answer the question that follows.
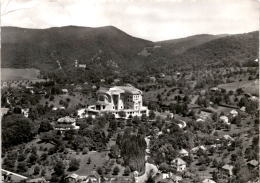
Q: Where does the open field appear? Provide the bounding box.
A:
[218,79,259,96]
[39,92,94,109]
[1,68,41,81]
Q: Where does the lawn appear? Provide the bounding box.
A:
[1,68,41,81]
[218,79,259,96]
[39,92,94,109]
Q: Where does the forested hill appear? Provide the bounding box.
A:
[1,26,258,75]
[141,31,259,71]
[1,26,153,72]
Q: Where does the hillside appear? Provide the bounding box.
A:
[1,26,258,75]
[157,34,228,55]
[141,31,259,71]
[1,26,153,72]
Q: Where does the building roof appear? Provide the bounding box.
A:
[248,160,259,166]
[230,109,238,116]
[202,179,216,183]
[26,177,46,182]
[171,158,186,165]
[57,116,76,123]
[65,173,79,179]
[98,85,142,95]
[222,164,234,171]
[114,85,142,95]
[223,135,234,141]
[179,149,189,154]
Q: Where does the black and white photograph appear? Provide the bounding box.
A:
[1,0,259,182]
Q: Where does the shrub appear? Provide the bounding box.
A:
[112,166,120,175]
[34,165,41,175]
[68,158,80,171]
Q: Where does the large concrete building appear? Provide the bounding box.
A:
[87,84,149,118]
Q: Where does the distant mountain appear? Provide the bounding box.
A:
[157,34,228,55]
[1,26,153,72]
[1,26,258,75]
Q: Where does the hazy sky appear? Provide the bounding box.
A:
[1,0,259,41]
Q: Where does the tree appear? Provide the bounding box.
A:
[123,166,131,176]
[38,120,53,133]
[109,145,120,158]
[97,167,103,176]
[87,157,91,164]
[2,114,36,148]
[118,111,126,118]
[146,169,155,183]
[54,161,65,176]
[34,165,41,175]
[149,110,156,120]
[68,158,80,171]
[17,162,27,173]
[112,166,120,175]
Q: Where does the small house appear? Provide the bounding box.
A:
[223,134,234,141]
[240,106,246,112]
[191,145,207,153]
[159,73,166,78]
[62,89,69,94]
[78,64,86,68]
[219,115,229,125]
[85,171,101,183]
[64,173,79,183]
[210,87,219,92]
[22,108,30,118]
[171,158,186,172]
[247,160,259,169]
[179,149,189,157]
[230,109,238,117]
[149,76,156,83]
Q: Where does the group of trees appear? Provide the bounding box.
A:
[2,114,36,148]
[117,131,146,172]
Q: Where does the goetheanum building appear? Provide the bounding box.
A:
[87,84,149,118]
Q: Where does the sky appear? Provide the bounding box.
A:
[1,0,259,41]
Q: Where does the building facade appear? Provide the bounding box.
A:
[87,84,149,118]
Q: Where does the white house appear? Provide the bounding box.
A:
[22,108,29,118]
[223,134,234,141]
[219,115,229,125]
[86,84,149,118]
[61,89,68,94]
[191,145,207,153]
[171,158,186,172]
[230,109,238,117]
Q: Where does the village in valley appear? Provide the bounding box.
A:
[1,61,259,183]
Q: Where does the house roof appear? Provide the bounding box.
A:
[57,116,76,123]
[179,149,188,154]
[223,135,234,141]
[202,179,216,183]
[26,177,46,182]
[114,85,142,95]
[222,164,233,171]
[248,160,259,166]
[171,158,186,165]
[67,173,78,179]
[88,171,100,179]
